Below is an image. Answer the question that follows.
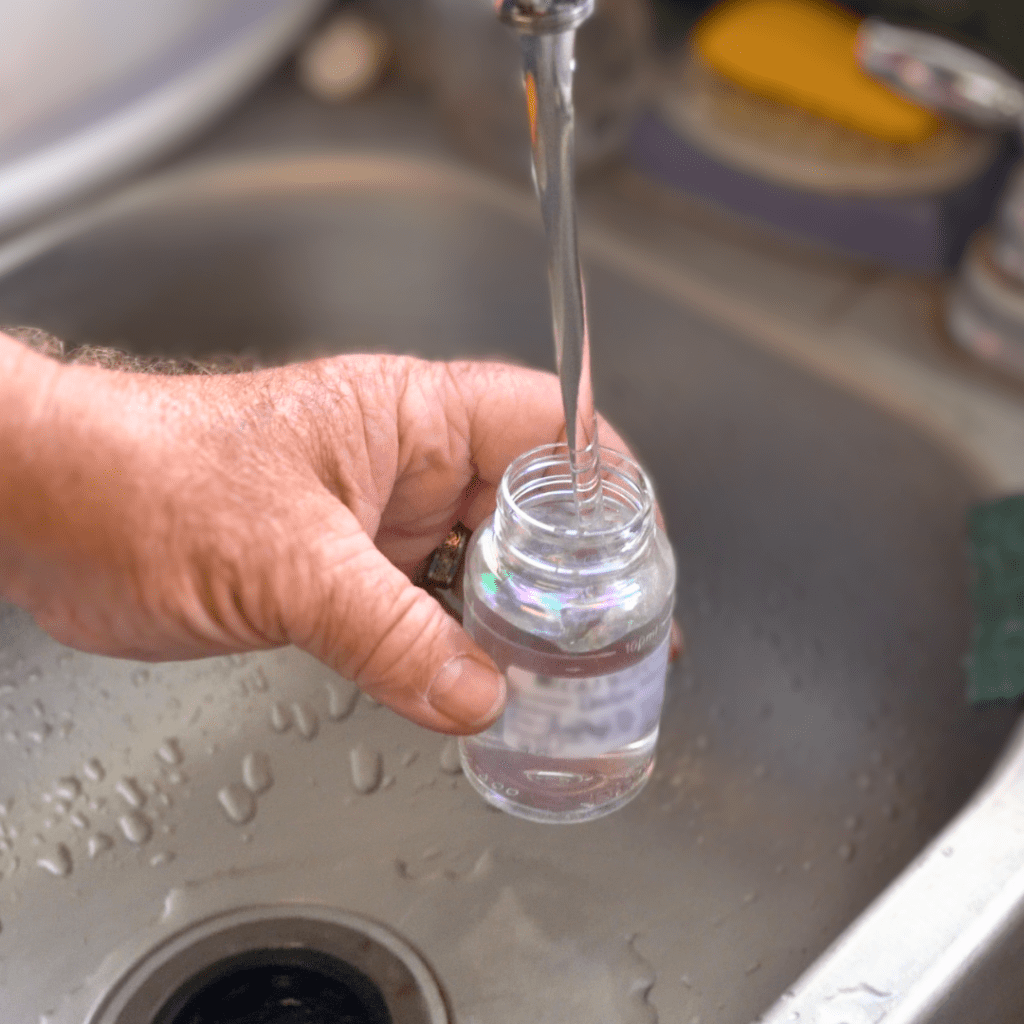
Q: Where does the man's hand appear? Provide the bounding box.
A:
[0,333,680,734]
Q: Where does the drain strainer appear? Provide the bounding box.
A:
[153,948,391,1024]
[85,905,448,1024]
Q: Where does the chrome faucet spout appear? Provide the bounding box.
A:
[497,0,594,36]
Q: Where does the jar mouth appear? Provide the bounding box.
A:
[498,442,653,539]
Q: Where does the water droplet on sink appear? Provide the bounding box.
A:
[349,745,382,794]
[149,851,175,867]
[70,811,89,830]
[326,680,359,720]
[87,833,113,858]
[401,749,419,768]
[131,668,150,686]
[844,814,861,831]
[83,758,105,783]
[26,668,41,684]
[165,770,188,786]
[119,811,152,845]
[156,738,183,765]
[242,752,273,795]
[270,702,292,733]
[36,844,72,877]
[218,783,256,825]
[292,702,318,740]
[53,777,81,802]
[250,667,269,692]
[695,734,709,752]
[838,842,856,862]
[116,777,146,809]
[856,771,872,792]
[439,739,461,775]
[470,847,495,877]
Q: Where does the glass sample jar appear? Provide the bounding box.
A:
[459,443,676,823]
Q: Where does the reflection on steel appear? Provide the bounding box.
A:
[760,717,1024,1024]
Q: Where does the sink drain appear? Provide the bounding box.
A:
[153,948,391,1024]
[85,905,448,1024]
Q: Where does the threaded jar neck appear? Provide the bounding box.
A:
[492,443,656,581]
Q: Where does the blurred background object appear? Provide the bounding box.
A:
[855,15,1024,382]
[0,0,327,237]
[420,0,656,180]
[848,0,1024,82]
[650,0,1024,78]
[629,0,1019,272]
[297,9,391,104]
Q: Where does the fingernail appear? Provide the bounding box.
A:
[428,655,506,729]
[670,620,684,662]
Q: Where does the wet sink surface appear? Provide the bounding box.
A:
[0,153,1018,1023]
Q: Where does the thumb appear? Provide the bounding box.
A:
[296,527,506,735]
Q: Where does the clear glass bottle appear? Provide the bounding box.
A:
[459,442,676,823]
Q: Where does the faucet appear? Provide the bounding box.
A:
[858,20,1024,380]
[496,0,594,34]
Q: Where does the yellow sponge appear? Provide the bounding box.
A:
[692,0,939,144]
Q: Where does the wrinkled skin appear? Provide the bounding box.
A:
[0,334,680,734]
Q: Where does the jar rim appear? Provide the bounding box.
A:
[498,442,654,539]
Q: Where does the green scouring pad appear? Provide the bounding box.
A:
[967,496,1024,703]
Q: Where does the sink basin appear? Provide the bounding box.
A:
[0,152,1019,1023]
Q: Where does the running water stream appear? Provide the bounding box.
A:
[500,0,603,525]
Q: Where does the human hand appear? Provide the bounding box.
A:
[0,336,681,734]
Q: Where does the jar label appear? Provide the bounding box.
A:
[501,635,669,758]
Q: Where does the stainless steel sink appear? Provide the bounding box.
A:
[0,151,1019,1024]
